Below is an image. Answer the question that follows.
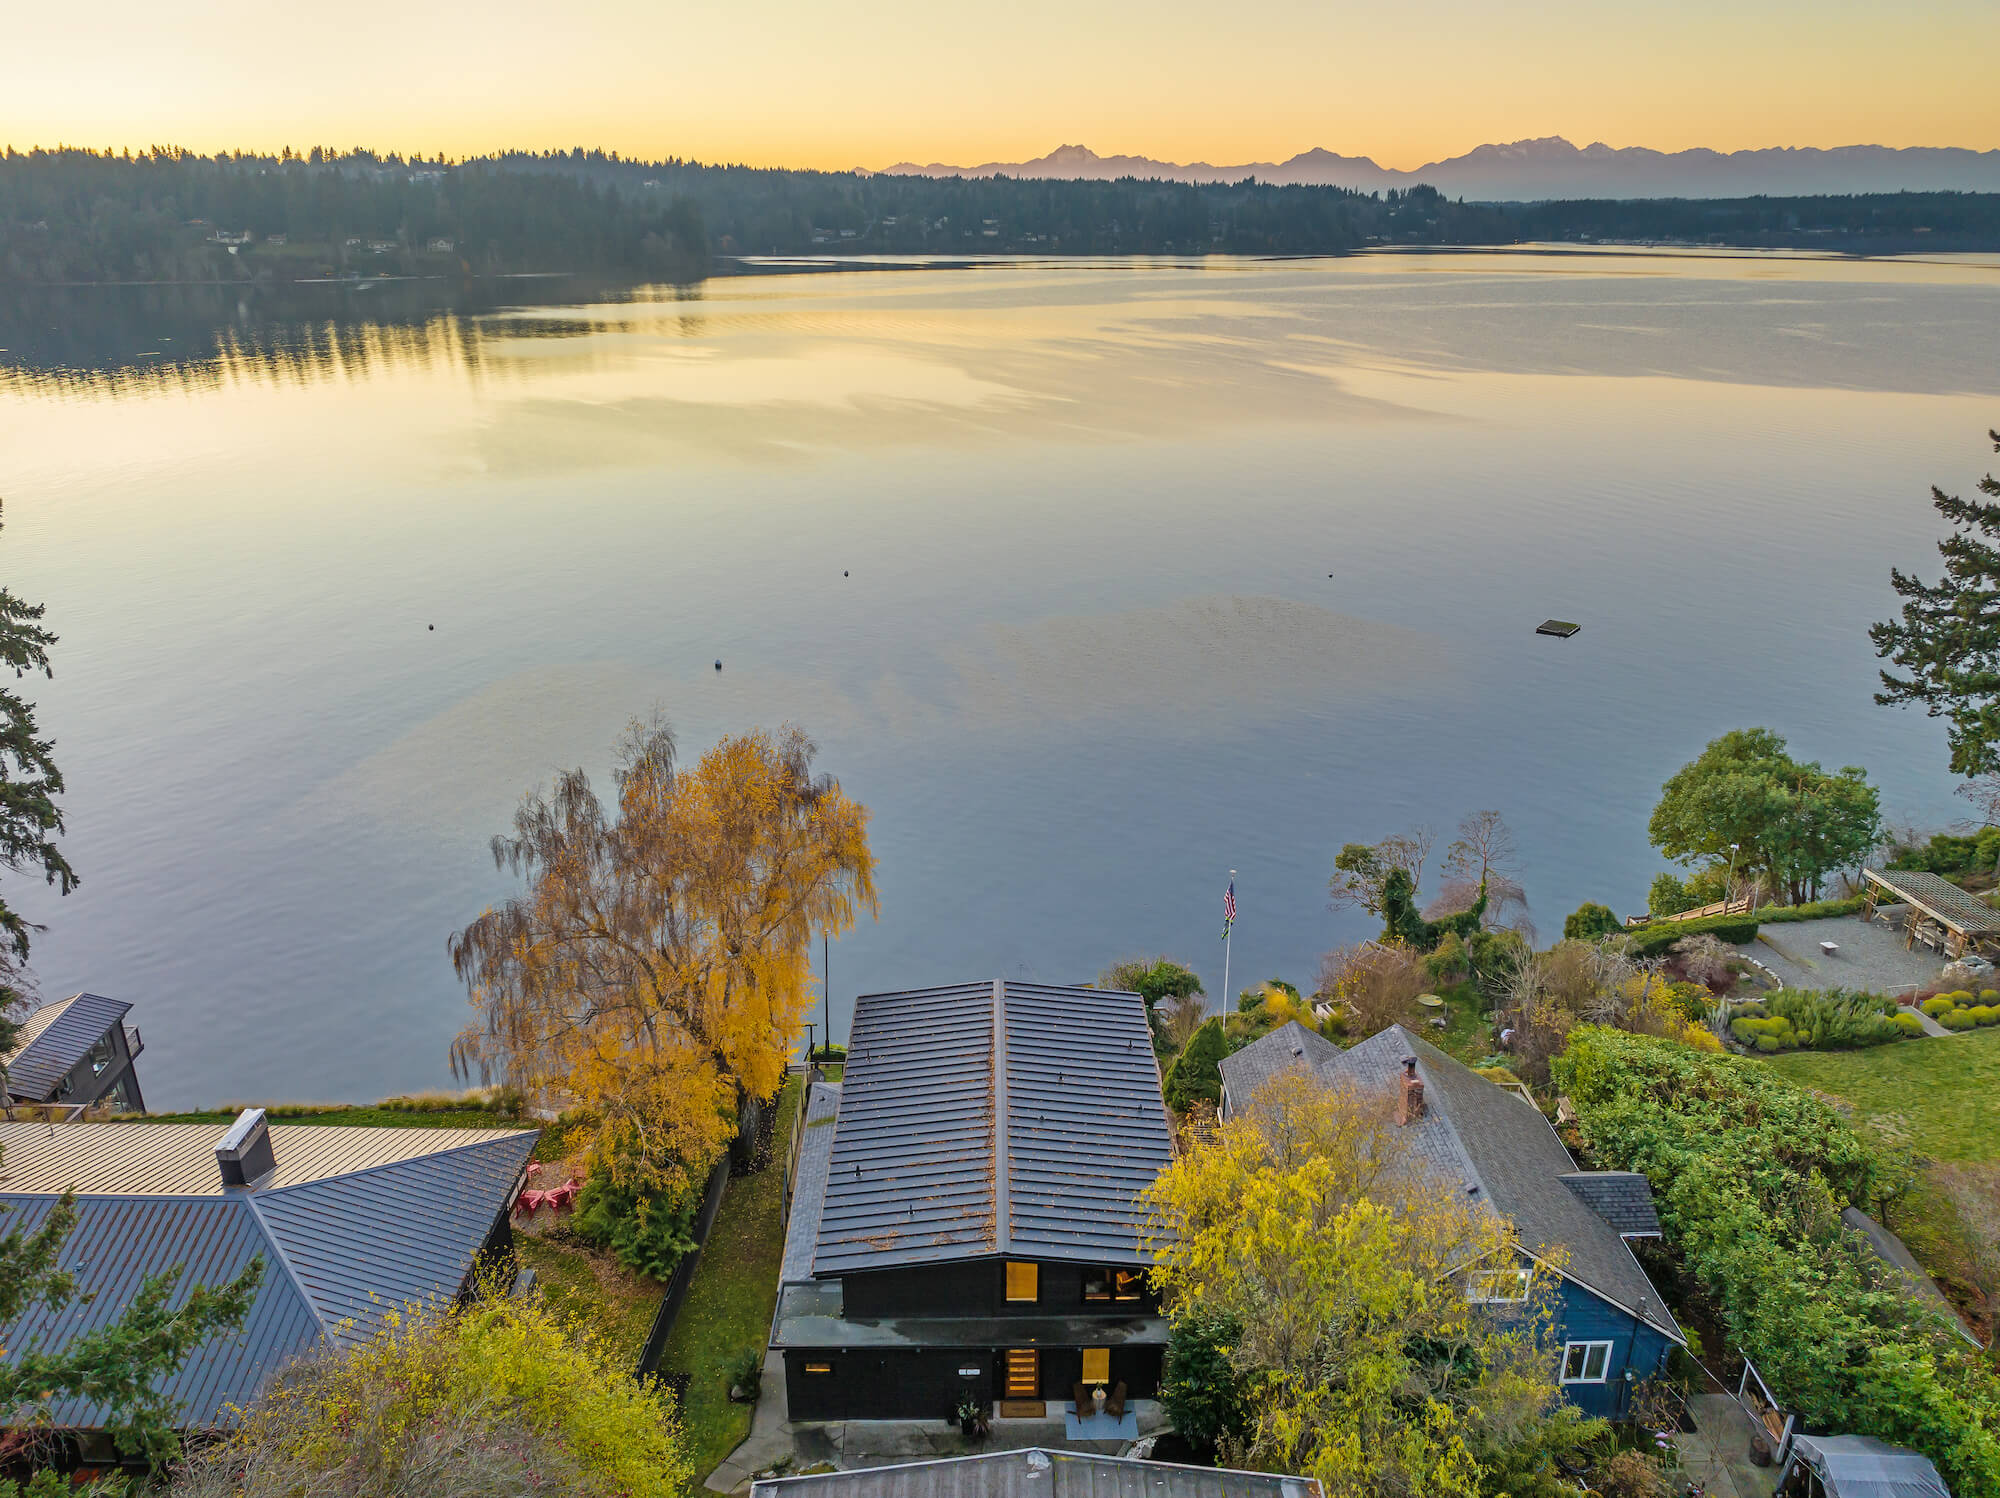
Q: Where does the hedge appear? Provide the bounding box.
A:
[1553,1029,2000,1498]
[1755,896,1869,924]
[1626,914,1760,958]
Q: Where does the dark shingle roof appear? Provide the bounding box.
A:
[1217,1021,1342,1110]
[0,1120,536,1431]
[754,1448,1321,1498]
[1226,1023,1681,1341]
[1841,1207,1980,1347]
[1560,1172,1662,1237]
[812,981,1174,1276]
[1,993,131,1102]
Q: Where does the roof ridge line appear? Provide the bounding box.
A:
[991,978,1010,1256]
[255,1128,538,1199]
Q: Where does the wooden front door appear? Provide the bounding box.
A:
[1004,1348,1039,1399]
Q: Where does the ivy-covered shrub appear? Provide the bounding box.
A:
[1164,1018,1231,1112]
[1553,1030,2000,1498]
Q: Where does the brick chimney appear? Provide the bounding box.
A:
[1395,1056,1425,1126]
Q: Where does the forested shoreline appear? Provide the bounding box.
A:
[4,145,1999,285]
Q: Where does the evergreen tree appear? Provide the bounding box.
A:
[1872,430,2000,776]
[0,503,76,1054]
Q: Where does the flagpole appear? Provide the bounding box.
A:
[1221,869,1235,1016]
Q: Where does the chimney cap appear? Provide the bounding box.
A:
[1401,1055,1418,1077]
[217,1107,268,1156]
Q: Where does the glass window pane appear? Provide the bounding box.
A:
[1081,1348,1110,1384]
[1005,1262,1039,1302]
[1082,1270,1110,1301]
[1112,1269,1144,1300]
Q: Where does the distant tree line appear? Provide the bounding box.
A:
[5,145,2000,285]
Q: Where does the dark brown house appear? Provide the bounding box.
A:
[773,980,1175,1421]
[1,993,144,1114]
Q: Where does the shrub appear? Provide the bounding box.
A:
[1157,1308,1251,1455]
[1974,1007,2000,1027]
[1889,832,1986,875]
[1756,896,1870,923]
[1982,990,2000,1004]
[1648,872,1697,918]
[1164,1019,1231,1112]
[1553,1030,2000,1498]
[1751,988,1904,1050]
[1565,902,1623,941]
[170,1295,688,1498]
[1941,1008,1977,1031]
[1893,1012,1928,1036]
[1730,1014,1798,1051]
[1922,996,1956,1018]
[1626,915,1758,959]
[572,1176,701,1280]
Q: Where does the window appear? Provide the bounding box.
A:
[1081,1348,1110,1384]
[1112,1269,1145,1302]
[88,1033,116,1078]
[803,1362,833,1376]
[1562,1341,1613,1384]
[1466,1265,1533,1303]
[1005,1262,1039,1303]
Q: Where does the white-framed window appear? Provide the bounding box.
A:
[1562,1340,1613,1384]
[1465,1265,1533,1303]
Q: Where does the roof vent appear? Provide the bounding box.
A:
[216,1107,276,1189]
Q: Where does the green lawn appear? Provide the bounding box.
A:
[1764,1027,2000,1161]
[659,1077,803,1486]
[518,1230,664,1366]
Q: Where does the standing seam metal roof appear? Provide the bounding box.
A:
[1,993,131,1101]
[0,1123,537,1431]
[812,981,1174,1276]
[753,1448,1322,1498]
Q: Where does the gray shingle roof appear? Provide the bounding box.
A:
[781,1080,842,1283]
[1841,1207,1980,1347]
[1560,1172,1662,1237]
[2,993,131,1102]
[1226,1022,1681,1341]
[812,981,1174,1276]
[1217,1021,1341,1111]
[754,1448,1320,1498]
[0,1121,537,1431]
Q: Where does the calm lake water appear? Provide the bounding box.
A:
[2,250,1996,1109]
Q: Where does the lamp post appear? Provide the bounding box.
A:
[1726,842,1741,913]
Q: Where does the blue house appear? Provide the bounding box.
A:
[1219,1022,1683,1417]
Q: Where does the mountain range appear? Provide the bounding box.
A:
[879,138,2000,201]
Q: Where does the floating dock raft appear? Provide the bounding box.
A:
[1536,619,1581,638]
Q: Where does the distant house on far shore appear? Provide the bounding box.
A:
[1,992,145,1113]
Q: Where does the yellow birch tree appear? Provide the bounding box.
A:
[449,720,876,1200]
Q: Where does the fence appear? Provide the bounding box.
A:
[632,1152,733,1380]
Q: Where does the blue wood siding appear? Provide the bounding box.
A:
[1549,1279,1672,1419]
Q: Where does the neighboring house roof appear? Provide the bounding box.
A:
[812,981,1174,1275]
[1864,868,2000,936]
[0,1120,527,1194]
[1841,1206,1980,1347]
[1226,1022,1681,1342]
[1,993,131,1101]
[1560,1172,1663,1237]
[753,1447,1322,1498]
[1218,1020,1342,1107]
[0,1119,537,1431]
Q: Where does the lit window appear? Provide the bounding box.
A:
[1082,1270,1111,1302]
[804,1362,832,1376]
[1005,1262,1039,1302]
[1112,1269,1145,1302]
[1081,1348,1110,1384]
[1561,1341,1613,1383]
[1466,1266,1533,1303]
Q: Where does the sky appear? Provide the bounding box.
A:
[3,0,1994,171]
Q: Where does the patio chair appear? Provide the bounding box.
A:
[1071,1383,1093,1415]
[512,1188,548,1220]
[1104,1381,1128,1420]
[547,1179,580,1212]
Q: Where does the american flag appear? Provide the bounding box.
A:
[1221,879,1237,939]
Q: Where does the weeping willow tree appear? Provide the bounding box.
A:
[449,720,877,1200]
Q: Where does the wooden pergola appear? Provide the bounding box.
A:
[1862,868,2000,959]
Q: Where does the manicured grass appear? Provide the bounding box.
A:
[659,1077,803,1486]
[1763,1026,2000,1162]
[118,1095,531,1131]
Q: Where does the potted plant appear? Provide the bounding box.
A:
[956,1398,991,1440]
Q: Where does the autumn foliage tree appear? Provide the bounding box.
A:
[1143,1075,1599,1498]
[450,721,876,1216]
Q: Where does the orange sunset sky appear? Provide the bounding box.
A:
[2,0,1993,169]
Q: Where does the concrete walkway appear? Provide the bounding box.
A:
[706,1351,795,1493]
[1677,1393,1779,1498]
[1900,1003,1955,1037]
